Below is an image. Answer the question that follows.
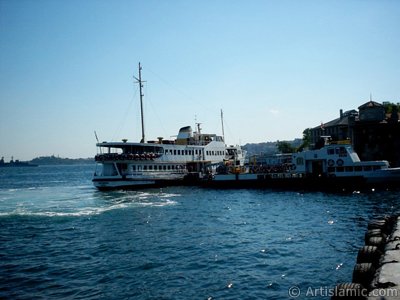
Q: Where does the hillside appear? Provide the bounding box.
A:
[242,139,302,157]
[30,155,94,165]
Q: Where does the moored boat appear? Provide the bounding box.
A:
[93,125,245,190]
[204,137,400,191]
[92,64,245,190]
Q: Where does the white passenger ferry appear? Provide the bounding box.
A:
[93,125,245,190]
[206,137,400,190]
[291,137,400,184]
[92,64,245,190]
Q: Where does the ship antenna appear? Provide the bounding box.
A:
[133,62,146,143]
[220,109,225,144]
[94,130,99,143]
[196,122,202,134]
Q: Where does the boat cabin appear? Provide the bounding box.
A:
[292,139,389,178]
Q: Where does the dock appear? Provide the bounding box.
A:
[333,215,400,299]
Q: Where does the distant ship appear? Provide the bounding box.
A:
[0,156,38,168]
[92,63,245,190]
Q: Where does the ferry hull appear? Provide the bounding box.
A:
[93,174,201,191]
[203,174,370,192]
[93,178,157,190]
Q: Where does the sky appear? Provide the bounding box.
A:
[1,0,399,160]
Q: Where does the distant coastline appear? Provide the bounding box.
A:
[29,155,94,165]
[4,140,301,167]
[7,140,300,166]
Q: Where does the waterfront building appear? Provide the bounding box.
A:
[309,100,400,167]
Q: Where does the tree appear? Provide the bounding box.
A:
[297,128,311,152]
[276,141,296,153]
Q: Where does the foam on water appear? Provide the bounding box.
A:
[0,183,179,218]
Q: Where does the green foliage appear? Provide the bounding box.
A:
[383,102,400,114]
[297,128,311,152]
[276,141,296,154]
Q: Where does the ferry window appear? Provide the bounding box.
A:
[185,150,188,155]
[178,150,181,155]
[167,165,171,170]
[159,165,162,170]
[327,149,335,155]
[144,166,147,170]
[336,167,344,172]
[335,148,340,154]
[195,150,198,155]
[355,166,362,172]
[163,165,166,170]
[364,166,372,171]
[149,166,153,170]
[340,147,346,155]
[132,166,136,171]
[172,165,175,170]
[165,149,168,154]
[174,150,177,155]
[345,166,353,172]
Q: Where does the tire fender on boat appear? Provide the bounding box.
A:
[328,159,335,167]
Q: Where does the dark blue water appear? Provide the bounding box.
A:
[1,165,399,299]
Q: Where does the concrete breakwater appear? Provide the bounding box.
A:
[332,215,400,299]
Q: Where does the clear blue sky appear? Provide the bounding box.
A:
[1,0,399,160]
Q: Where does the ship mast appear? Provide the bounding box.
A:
[220,109,225,144]
[134,62,146,143]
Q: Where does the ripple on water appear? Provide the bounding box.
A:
[1,166,400,299]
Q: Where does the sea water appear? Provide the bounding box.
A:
[0,165,399,299]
